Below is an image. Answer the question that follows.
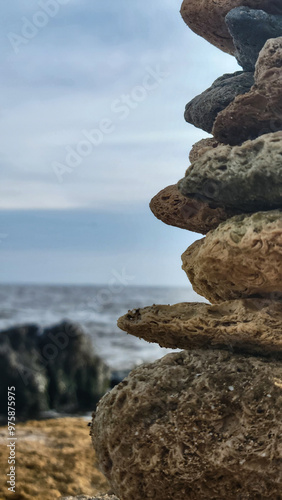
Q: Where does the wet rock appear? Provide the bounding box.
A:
[0,322,110,420]
[117,299,282,358]
[0,324,49,420]
[226,7,282,70]
[180,0,282,55]
[150,184,240,234]
[182,210,282,303]
[91,350,282,500]
[38,322,110,413]
[184,71,254,133]
[178,132,282,212]
[213,38,282,145]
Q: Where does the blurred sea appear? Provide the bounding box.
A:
[0,284,206,370]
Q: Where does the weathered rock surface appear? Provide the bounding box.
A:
[118,299,282,358]
[179,132,282,212]
[91,350,282,500]
[0,418,109,500]
[226,7,282,70]
[184,71,254,133]
[0,321,110,419]
[180,0,282,55]
[213,38,282,145]
[189,138,220,163]
[182,210,282,303]
[150,184,240,234]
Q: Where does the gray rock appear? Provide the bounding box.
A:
[0,324,49,420]
[184,71,254,133]
[38,322,110,413]
[226,7,282,70]
[0,321,110,420]
[178,132,282,212]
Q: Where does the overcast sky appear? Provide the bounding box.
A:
[0,0,239,285]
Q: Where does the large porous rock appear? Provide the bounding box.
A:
[149,184,240,234]
[180,0,282,55]
[182,211,282,303]
[178,132,282,212]
[226,7,282,70]
[38,322,110,413]
[0,322,110,420]
[213,38,282,145]
[184,71,254,133]
[117,299,282,358]
[91,350,282,500]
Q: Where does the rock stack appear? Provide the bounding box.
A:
[91,2,282,499]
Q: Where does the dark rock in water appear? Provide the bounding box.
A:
[184,71,254,133]
[0,321,110,420]
[38,322,110,412]
[0,324,49,420]
[226,7,282,71]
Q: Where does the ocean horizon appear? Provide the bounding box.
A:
[0,283,206,370]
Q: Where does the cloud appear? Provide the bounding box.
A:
[0,0,239,210]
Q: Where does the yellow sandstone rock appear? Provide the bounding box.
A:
[182,210,282,303]
[117,299,282,358]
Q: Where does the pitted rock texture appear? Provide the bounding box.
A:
[184,71,254,133]
[213,38,282,145]
[179,132,282,212]
[226,7,282,70]
[180,0,282,55]
[149,184,239,234]
[182,210,282,303]
[189,138,220,163]
[91,350,282,500]
[117,299,282,358]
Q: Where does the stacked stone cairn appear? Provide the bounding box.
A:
[91,2,282,499]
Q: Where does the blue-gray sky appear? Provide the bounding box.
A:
[0,0,239,285]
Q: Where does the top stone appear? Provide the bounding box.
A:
[226,7,282,70]
[180,0,282,55]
